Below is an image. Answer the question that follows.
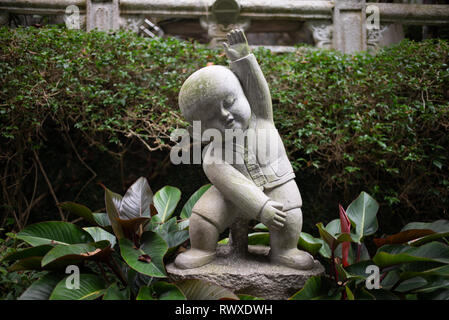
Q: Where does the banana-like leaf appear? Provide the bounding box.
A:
[154,218,189,249]
[8,257,43,271]
[116,216,150,237]
[137,281,186,300]
[316,222,353,251]
[19,273,65,300]
[402,219,449,233]
[119,231,167,278]
[120,177,153,220]
[346,191,379,243]
[153,186,181,223]
[59,202,96,225]
[298,232,323,256]
[104,187,125,240]
[49,273,106,300]
[373,229,435,247]
[41,241,112,267]
[289,276,341,300]
[180,184,211,220]
[373,241,449,268]
[92,213,111,228]
[83,227,116,247]
[17,221,94,247]
[103,283,130,300]
[175,279,238,300]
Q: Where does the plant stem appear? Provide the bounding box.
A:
[106,257,127,287]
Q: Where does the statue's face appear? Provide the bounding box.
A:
[197,71,251,135]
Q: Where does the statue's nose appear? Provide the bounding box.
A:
[221,108,235,126]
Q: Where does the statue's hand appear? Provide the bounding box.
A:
[223,29,250,62]
[259,201,286,231]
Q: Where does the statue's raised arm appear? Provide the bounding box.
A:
[223,29,274,123]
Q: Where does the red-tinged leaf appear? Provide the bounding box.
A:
[373,229,435,247]
[339,204,351,267]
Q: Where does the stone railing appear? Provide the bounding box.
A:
[1,0,449,53]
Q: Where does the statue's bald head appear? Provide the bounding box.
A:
[179,66,242,122]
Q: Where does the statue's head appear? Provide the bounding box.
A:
[179,65,251,135]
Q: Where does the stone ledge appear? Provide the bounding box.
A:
[167,244,324,300]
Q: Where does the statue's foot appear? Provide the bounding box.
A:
[174,249,216,269]
[270,248,315,270]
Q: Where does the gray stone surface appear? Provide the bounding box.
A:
[167,244,324,300]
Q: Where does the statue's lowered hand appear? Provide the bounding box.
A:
[223,28,251,62]
[259,201,286,231]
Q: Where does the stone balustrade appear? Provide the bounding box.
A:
[1,0,448,53]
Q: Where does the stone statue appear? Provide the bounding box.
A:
[175,29,314,270]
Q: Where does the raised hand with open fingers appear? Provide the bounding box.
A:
[222,28,251,62]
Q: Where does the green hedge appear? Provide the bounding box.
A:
[1,26,448,233]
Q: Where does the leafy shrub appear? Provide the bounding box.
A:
[1,26,448,234]
[0,231,44,299]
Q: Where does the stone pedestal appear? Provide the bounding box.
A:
[167,244,324,300]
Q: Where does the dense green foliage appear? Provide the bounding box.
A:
[1,26,448,235]
[1,177,238,300]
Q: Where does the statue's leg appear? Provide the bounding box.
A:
[265,180,315,270]
[174,186,236,269]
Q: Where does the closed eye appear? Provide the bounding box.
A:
[223,97,236,109]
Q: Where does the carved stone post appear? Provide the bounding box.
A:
[332,0,367,54]
[86,0,119,32]
[200,0,250,48]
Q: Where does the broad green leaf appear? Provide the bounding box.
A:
[346,191,379,243]
[373,242,449,268]
[154,218,189,249]
[104,187,125,240]
[41,241,112,267]
[153,186,181,223]
[19,273,65,300]
[50,274,106,300]
[395,277,428,293]
[247,232,269,245]
[119,232,167,277]
[59,202,96,225]
[17,221,94,247]
[298,232,323,256]
[345,286,355,300]
[289,276,340,300]
[409,232,449,247]
[83,227,116,247]
[373,229,435,247]
[253,223,268,231]
[137,281,186,300]
[316,222,353,251]
[9,257,43,271]
[218,232,270,246]
[413,278,449,294]
[92,213,112,228]
[136,286,155,300]
[402,219,449,233]
[180,184,211,220]
[120,177,153,219]
[2,245,52,262]
[175,279,238,300]
[103,283,130,300]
